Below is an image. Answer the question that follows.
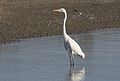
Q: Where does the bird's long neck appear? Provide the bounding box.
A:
[63,10,68,37]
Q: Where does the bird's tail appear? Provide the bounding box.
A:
[78,52,85,59]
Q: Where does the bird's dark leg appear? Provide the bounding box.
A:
[68,53,72,65]
[69,53,74,65]
[71,55,74,65]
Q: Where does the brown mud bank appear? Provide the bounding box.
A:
[0,0,120,44]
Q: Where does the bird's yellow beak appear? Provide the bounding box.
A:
[53,9,60,12]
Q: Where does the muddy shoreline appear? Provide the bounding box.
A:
[0,0,120,44]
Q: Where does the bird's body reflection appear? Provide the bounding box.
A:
[66,65,85,81]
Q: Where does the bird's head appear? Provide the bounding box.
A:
[53,8,66,13]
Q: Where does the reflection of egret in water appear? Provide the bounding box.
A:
[66,66,85,81]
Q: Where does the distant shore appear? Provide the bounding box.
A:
[0,0,120,44]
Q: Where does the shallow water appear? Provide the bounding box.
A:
[0,29,120,81]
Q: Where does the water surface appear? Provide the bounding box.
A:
[0,29,120,81]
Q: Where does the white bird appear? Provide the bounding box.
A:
[53,8,85,65]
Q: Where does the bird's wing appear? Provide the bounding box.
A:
[68,37,84,55]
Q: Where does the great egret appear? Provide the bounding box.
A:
[53,8,85,65]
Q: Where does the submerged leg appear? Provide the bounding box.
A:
[69,64,74,76]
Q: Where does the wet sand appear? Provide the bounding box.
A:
[0,0,120,44]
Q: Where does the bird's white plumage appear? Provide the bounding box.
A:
[53,8,85,64]
[64,34,84,56]
[68,36,84,56]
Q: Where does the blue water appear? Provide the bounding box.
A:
[0,28,120,81]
